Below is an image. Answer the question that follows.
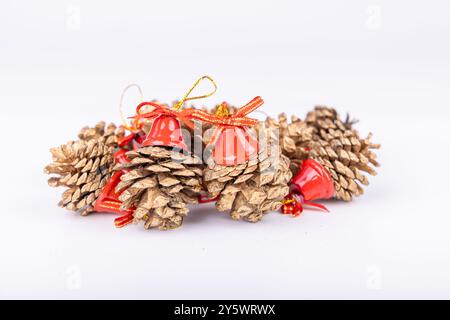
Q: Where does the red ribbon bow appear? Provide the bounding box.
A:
[134,102,196,130]
[134,96,263,132]
[189,96,263,127]
[133,96,263,151]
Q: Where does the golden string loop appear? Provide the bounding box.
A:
[119,83,143,131]
[173,75,218,111]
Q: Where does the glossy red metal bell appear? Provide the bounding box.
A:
[141,115,188,151]
[212,126,258,166]
[291,159,335,201]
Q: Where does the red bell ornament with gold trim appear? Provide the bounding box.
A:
[281,159,335,216]
[133,101,194,151]
[291,159,335,201]
[212,125,259,166]
[141,114,188,151]
[190,97,265,166]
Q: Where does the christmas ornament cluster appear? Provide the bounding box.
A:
[45,76,380,230]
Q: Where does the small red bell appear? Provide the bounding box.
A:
[281,195,304,216]
[281,203,294,215]
[141,115,188,151]
[291,159,334,201]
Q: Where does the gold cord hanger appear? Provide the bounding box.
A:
[173,76,218,111]
[119,83,143,130]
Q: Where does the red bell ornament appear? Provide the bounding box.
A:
[190,97,264,166]
[141,115,188,151]
[212,126,258,166]
[281,202,295,215]
[291,159,335,201]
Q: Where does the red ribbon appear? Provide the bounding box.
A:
[189,96,263,127]
[114,213,134,228]
[134,97,263,132]
[189,97,264,154]
[134,102,196,130]
[198,194,219,204]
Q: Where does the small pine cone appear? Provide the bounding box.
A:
[114,147,203,231]
[203,125,292,223]
[265,113,314,168]
[306,106,380,201]
[78,121,125,145]
[45,122,123,215]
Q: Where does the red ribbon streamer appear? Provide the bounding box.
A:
[114,213,134,228]
[303,201,329,212]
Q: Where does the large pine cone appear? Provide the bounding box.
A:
[45,122,124,215]
[114,146,203,230]
[203,125,292,222]
[305,106,380,201]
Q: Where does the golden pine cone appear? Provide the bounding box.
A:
[203,125,292,222]
[114,146,203,230]
[45,122,124,215]
[305,106,380,201]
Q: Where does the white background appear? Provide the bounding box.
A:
[1,0,449,299]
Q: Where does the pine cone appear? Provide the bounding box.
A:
[305,106,380,201]
[78,121,124,145]
[265,113,314,173]
[45,122,124,215]
[203,125,292,222]
[114,146,203,230]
